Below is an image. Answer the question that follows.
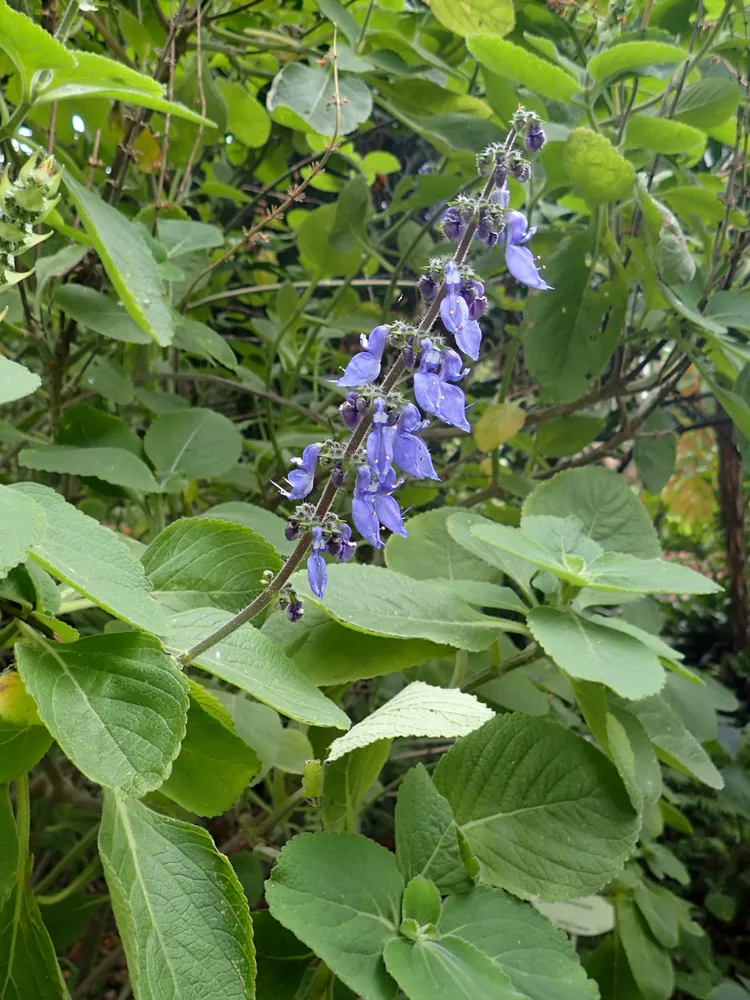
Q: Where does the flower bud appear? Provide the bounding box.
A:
[284,519,301,541]
[475,210,499,248]
[419,273,439,303]
[287,600,304,623]
[442,206,467,242]
[340,391,364,430]
[402,338,417,371]
[525,123,546,153]
[468,296,488,320]
[511,160,531,183]
[494,154,508,188]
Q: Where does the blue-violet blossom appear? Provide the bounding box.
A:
[374,468,407,537]
[440,261,482,360]
[503,210,553,291]
[414,339,471,432]
[366,397,395,482]
[336,324,389,387]
[307,526,328,598]
[393,403,439,480]
[274,443,319,500]
[352,465,382,548]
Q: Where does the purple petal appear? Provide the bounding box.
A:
[414,370,443,418]
[437,382,471,432]
[506,244,554,290]
[337,523,356,562]
[444,260,461,290]
[352,494,381,548]
[440,349,469,383]
[367,423,395,482]
[307,552,328,598]
[452,316,482,361]
[336,351,381,387]
[374,493,407,537]
[493,184,510,209]
[440,293,468,337]
[393,431,439,480]
[505,210,529,245]
[364,325,389,360]
[397,403,425,435]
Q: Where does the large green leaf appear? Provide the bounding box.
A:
[53,285,152,344]
[588,41,681,83]
[0,358,41,405]
[267,63,372,136]
[265,832,402,1000]
[0,722,52,783]
[635,411,677,493]
[528,607,665,699]
[16,632,188,798]
[447,511,536,598]
[217,695,313,778]
[522,468,660,559]
[586,935,645,1000]
[175,319,238,370]
[323,741,390,833]
[524,233,626,401]
[11,483,167,635]
[624,116,705,155]
[63,174,174,347]
[434,715,638,900]
[467,36,581,101]
[386,507,500,582]
[19,445,160,493]
[0,786,18,910]
[99,793,255,1000]
[327,681,493,762]
[430,0,514,36]
[166,608,350,729]
[159,682,260,817]
[200,502,296,556]
[144,408,243,482]
[0,485,45,579]
[439,886,599,1000]
[0,879,70,999]
[0,0,75,91]
[674,79,742,128]
[143,517,281,614]
[396,763,474,895]
[294,563,524,651]
[383,935,520,1000]
[563,129,635,205]
[616,898,674,1000]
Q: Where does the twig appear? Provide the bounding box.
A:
[72,945,125,1000]
[461,643,541,694]
[154,12,177,216]
[175,1,205,202]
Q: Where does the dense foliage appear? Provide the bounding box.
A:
[1,0,749,997]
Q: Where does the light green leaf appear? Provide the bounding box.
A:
[0,786,18,909]
[0,877,70,1000]
[585,551,719,595]
[201,502,296,556]
[524,232,626,401]
[674,79,742,128]
[475,402,526,452]
[19,446,160,493]
[633,879,681,949]
[434,715,639,900]
[16,632,188,798]
[85,357,134,406]
[142,517,281,614]
[159,681,260,817]
[297,203,363,277]
[386,507,500,582]
[396,763,474,895]
[53,285,152,344]
[471,515,602,585]
[563,128,636,205]
[265,832,402,1000]
[635,411,677,493]
[0,485,45,578]
[447,511,536,599]
[323,741,390,833]
[616,898,674,1000]
[624,116,705,154]
[99,792,255,1000]
[262,604,444,685]
[295,563,524,651]
[0,357,41,405]
[157,219,223,257]
[623,693,723,789]
[705,291,750,332]
[439,886,599,1000]
[10,483,167,635]
[606,702,663,809]
[588,41,682,83]
[144,408,242,482]
[316,0,359,45]
[0,722,52,783]
[220,80,271,148]
[63,174,174,347]
[32,245,87,316]
[528,607,665,699]
[467,36,581,102]
[533,895,615,938]
[174,319,237,370]
[327,681,493,762]
[165,607,350,729]
[267,63,373,136]
[0,0,75,90]
[383,935,520,1000]
[217,695,312,777]
[36,51,213,126]
[522,467,661,559]
[430,0,514,37]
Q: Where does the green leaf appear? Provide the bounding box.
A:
[588,41,682,83]
[475,403,526,452]
[584,551,719,595]
[633,879,681,949]
[0,0,75,91]
[11,483,167,635]
[396,763,475,895]
[635,411,677,493]
[674,79,742,128]
[220,80,271,148]
[57,404,142,453]
[624,116,705,154]
[265,832,402,1000]
[536,416,605,458]
[0,722,52,783]
[267,63,372,136]
[563,129,636,205]
[53,285,152,344]
[16,631,188,798]
[174,319,238,370]
[447,511,536,599]
[624,694,723,789]
[63,174,174,347]
[386,507,500,582]
[201,502,296,556]
[297,203,363,277]
[616,898,674,1000]
[159,681,260,817]
[606,702,663,809]
[19,446,160,493]
[522,467,661,559]
[0,786,18,909]
[523,232,626,400]
[99,792,255,1000]
[0,879,70,999]
[705,291,750,332]
[402,874,442,929]
[323,741,390,833]
[429,0,514,37]
[0,485,45,578]
[217,695,312,777]
[165,607,350,729]
[144,408,243,482]
[471,515,602,585]
[434,715,639,900]
[0,357,41,405]
[36,51,213,126]
[586,935,645,1000]
[439,886,599,1000]
[295,563,523,651]
[143,517,281,614]
[383,935,520,1000]
[85,357,134,406]
[316,0,359,45]
[467,36,581,101]
[327,681,493,762]
[528,607,666,699]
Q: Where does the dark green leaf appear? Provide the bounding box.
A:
[0,485,45,578]
[616,898,674,1000]
[53,284,152,344]
[144,408,243,481]
[386,507,501,582]
[19,446,160,493]
[267,63,372,136]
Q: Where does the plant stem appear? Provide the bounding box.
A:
[33,822,99,893]
[249,787,307,840]
[450,648,469,687]
[36,855,102,906]
[461,642,541,694]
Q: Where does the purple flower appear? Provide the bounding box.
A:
[525,123,546,153]
[352,465,382,548]
[336,325,389,387]
[336,523,356,562]
[393,403,439,480]
[476,209,500,249]
[504,210,553,291]
[493,184,510,210]
[274,443,319,500]
[414,340,471,433]
[419,273,439,303]
[461,278,487,321]
[366,397,395,482]
[307,526,328,598]
[440,262,482,359]
[442,206,467,242]
[374,468,407,537]
[340,391,366,430]
[287,600,304,623]
[511,161,531,183]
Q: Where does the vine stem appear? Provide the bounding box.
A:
[177,137,514,667]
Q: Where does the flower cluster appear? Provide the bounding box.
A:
[0,154,61,291]
[275,114,551,609]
